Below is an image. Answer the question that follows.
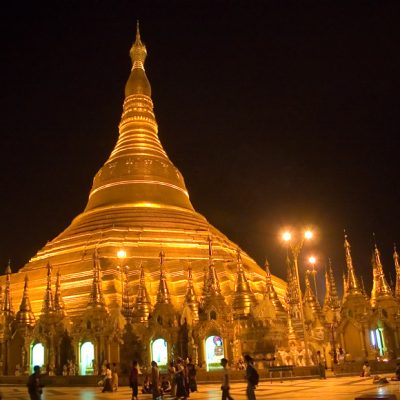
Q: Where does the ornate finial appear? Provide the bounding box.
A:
[208,235,213,263]
[184,262,199,323]
[54,269,65,315]
[42,262,54,314]
[323,259,340,313]
[5,259,11,275]
[136,20,141,41]
[134,263,152,323]
[88,251,107,309]
[130,21,147,71]
[159,250,165,271]
[16,275,36,327]
[2,260,13,315]
[156,251,171,304]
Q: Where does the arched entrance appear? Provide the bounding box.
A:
[31,343,45,370]
[80,341,94,375]
[151,338,168,369]
[205,335,224,371]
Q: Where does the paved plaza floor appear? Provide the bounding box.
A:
[1,375,400,400]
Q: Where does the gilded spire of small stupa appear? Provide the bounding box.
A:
[88,250,107,309]
[54,269,66,315]
[232,249,256,318]
[360,276,369,301]
[264,259,285,313]
[2,260,13,315]
[183,263,199,322]
[134,263,152,323]
[371,243,392,308]
[156,250,171,304]
[303,272,321,318]
[42,262,54,314]
[344,233,361,294]
[16,275,36,327]
[204,236,222,297]
[394,244,400,300]
[323,259,340,312]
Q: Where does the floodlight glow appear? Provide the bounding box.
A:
[282,232,292,241]
[117,249,127,259]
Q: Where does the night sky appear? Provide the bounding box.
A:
[1,1,399,297]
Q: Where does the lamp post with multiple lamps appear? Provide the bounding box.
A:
[282,229,313,366]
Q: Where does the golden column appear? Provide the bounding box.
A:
[282,229,314,366]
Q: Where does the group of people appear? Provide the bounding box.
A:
[100,362,119,393]
[129,357,198,400]
[221,354,259,400]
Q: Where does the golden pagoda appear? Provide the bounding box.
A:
[0,24,286,374]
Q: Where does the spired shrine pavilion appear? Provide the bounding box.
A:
[1,24,400,376]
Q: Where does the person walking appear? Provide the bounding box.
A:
[187,357,197,393]
[244,355,258,400]
[130,360,139,400]
[102,363,113,392]
[316,351,326,379]
[175,358,188,400]
[221,358,234,400]
[27,365,43,400]
[151,361,161,400]
[112,362,119,391]
[168,360,176,397]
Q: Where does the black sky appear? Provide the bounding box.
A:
[1,1,399,296]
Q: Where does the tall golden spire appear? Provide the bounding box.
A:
[134,263,152,323]
[264,259,285,313]
[2,261,13,315]
[232,249,256,318]
[88,251,107,309]
[183,263,199,323]
[42,262,54,314]
[84,25,194,214]
[371,244,392,308]
[344,233,361,295]
[54,269,65,315]
[394,244,400,300]
[15,275,36,328]
[156,251,171,304]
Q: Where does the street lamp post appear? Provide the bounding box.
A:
[283,230,313,366]
[117,249,127,303]
[307,256,318,300]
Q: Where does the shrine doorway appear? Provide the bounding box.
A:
[205,335,224,371]
[80,341,94,375]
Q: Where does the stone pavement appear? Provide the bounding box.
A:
[1,375,400,400]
